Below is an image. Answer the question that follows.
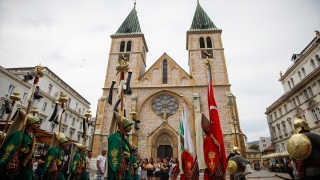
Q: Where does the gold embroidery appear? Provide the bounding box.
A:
[0,144,15,162]
[46,156,53,167]
[21,147,29,153]
[111,148,119,167]
[187,161,192,170]
[208,151,215,170]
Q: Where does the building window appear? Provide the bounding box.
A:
[206,37,212,48]
[274,112,277,119]
[126,41,132,52]
[70,131,73,139]
[7,85,15,95]
[68,98,71,107]
[162,60,168,84]
[78,134,80,142]
[263,144,266,147]
[296,96,300,105]
[316,55,320,65]
[22,93,27,102]
[262,140,265,142]
[291,78,295,86]
[64,114,68,122]
[47,84,52,94]
[303,90,309,100]
[307,87,314,97]
[72,118,75,126]
[120,41,125,52]
[302,68,306,77]
[62,127,65,133]
[75,103,78,111]
[298,71,302,80]
[312,109,319,122]
[284,105,288,113]
[42,102,47,111]
[292,98,297,107]
[279,108,282,116]
[80,122,82,129]
[288,81,291,89]
[269,115,273,121]
[302,115,306,120]
[311,59,316,69]
[199,37,205,48]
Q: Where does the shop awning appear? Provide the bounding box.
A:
[261,151,289,159]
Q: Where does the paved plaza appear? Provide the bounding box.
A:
[89,169,293,180]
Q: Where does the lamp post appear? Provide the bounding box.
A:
[227,92,239,147]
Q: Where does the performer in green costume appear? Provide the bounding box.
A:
[0,111,40,180]
[43,132,69,180]
[130,144,139,180]
[108,117,134,180]
[69,143,88,180]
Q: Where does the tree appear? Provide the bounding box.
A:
[249,144,259,150]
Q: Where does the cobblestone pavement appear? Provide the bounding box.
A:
[89,169,292,180]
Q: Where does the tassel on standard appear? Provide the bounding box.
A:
[34,85,43,101]
[114,99,121,112]
[4,99,12,114]
[125,71,132,95]
[49,103,58,122]
[107,80,116,105]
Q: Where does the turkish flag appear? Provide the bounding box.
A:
[207,67,227,177]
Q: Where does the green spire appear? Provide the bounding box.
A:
[113,6,142,35]
[189,1,220,31]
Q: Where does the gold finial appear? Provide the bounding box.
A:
[9,91,21,101]
[116,60,130,74]
[84,110,92,118]
[58,93,68,104]
[31,106,39,115]
[35,65,44,78]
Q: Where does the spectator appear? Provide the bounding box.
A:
[285,159,295,179]
[140,158,148,180]
[153,157,162,180]
[169,158,179,180]
[86,150,93,179]
[146,157,154,180]
[96,148,107,180]
[161,158,170,180]
[36,150,47,180]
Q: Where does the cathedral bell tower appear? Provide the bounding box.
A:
[92,4,148,157]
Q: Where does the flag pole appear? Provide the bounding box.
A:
[17,65,44,155]
[116,58,130,179]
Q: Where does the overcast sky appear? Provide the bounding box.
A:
[0,0,319,143]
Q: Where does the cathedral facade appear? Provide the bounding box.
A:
[92,2,246,159]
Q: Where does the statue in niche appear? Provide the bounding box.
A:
[162,110,168,122]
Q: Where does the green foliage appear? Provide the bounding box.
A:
[249,144,259,150]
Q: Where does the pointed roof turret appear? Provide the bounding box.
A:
[112,6,142,36]
[189,1,220,31]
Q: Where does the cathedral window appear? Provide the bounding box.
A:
[120,41,125,52]
[206,37,212,48]
[126,41,132,52]
[163,60,168,84]
[151,94,179,118]
[199,37,205,48]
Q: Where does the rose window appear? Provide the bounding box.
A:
[151,95,179,117]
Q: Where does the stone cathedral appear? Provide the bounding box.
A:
[92,2,247,158]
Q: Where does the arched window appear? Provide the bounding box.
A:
[288,81,291,89]
[311,59,316,69]
[291,78,295,86]
[126,41,132,52]
[206,37,212,48]
[298,71,302,80]
[120,41,125,52]
[163,60,168,84]
[302,68,306,77]
[199,37,205,48]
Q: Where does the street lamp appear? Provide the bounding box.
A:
[227,92,238,147]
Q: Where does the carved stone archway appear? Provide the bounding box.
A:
[147,123,179,158]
